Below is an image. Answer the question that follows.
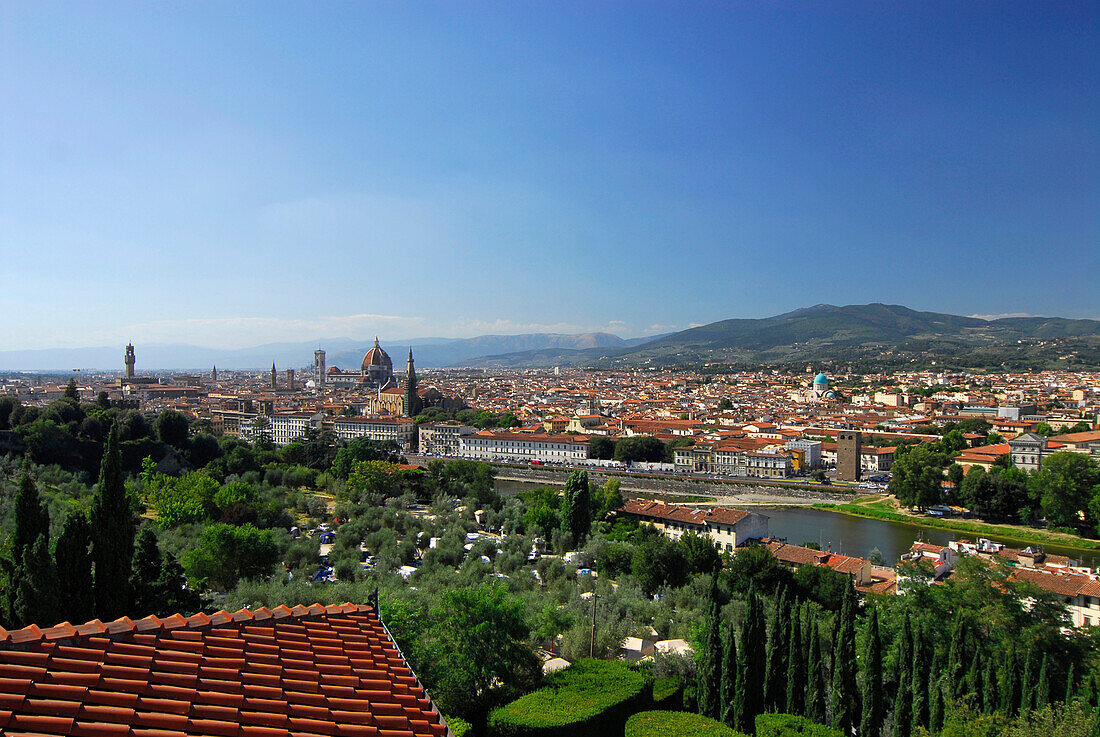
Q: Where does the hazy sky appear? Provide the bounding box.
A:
[2,2,1097,349]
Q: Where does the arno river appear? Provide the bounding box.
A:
[494,479,1100,568]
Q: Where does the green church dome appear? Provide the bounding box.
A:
[813,372,828,385]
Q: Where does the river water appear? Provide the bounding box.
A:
[494,478,1100,568]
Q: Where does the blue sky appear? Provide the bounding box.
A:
[2,2,1097,349]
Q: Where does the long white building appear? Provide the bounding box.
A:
[458,430,590,463]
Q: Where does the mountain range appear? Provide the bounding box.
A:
[0,333,652,372]
[2,304,1097,372]
[458,304,1100,371]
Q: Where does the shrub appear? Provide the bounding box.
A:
[626,710,747,737]
[755,713,844,737]
[488,659,652,737]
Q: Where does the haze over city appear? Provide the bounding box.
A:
[3,2,1097,351]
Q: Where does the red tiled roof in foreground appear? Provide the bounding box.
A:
[0,603,449,737]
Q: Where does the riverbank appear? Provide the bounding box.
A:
[492,466,859,505]
[814,495,1100,552]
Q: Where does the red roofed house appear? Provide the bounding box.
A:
[762,540,874,587]
[619,498,769,553]
[0,602,453,737]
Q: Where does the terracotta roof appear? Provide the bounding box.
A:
[0,603,448,737]
[621,498,751,527]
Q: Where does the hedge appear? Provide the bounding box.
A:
[651,676,683,710]
[755,713,844,737]
[626,710,748,737]
[488,659,652,737]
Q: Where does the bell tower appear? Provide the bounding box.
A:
[124,344,136,379]
[404,348,421,417]
[314,349,326,386]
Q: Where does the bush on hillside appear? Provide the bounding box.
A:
[626,710,748,737]
[487,659,651,737]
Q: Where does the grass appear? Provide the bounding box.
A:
[813,495,1100,552]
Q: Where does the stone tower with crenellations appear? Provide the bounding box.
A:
[124,344,136,379]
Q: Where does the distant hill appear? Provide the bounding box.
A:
[0,332,649,372]
[459,304,1100,371]
[329,332,634,369]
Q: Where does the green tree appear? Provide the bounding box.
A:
[153,409,191,448]
[911,625,930,731]
[421,583,541,727]
[587,436,615,460]
[786,603,805,717]
[1002,643,1019,716]
[14,534,61,627]
[764,588,789,712]
[1029,451,1100,529]
[91,425,133,619]
[831,581,859,734]
[181,523,278,590]
[12,472,48,555]
[681,531,721,575]
[889,444,948,510]
[561,470,592,544]
[130,527,164,616]
[146,471,219,527]
[614,435,666,464]
[592,477,624,520]
[718,398,733,411]
[805,609,826,725]
[697,575,722,720]
[734,586,766,733]
[860,606,884,737]
[719,619,740,728]
[53,510,94,625]
[64,378,78,400]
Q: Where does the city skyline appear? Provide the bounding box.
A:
[3,2,1098,350]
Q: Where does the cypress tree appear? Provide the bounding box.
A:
[946,613,967,699]
[860,606,885,737]
[930,679,945,733]
[53,510,94,624]
[894,657,912,737]
[1021,646,1036,713]
[735,585,766,733]
[560,470,591,544]
[721,619,740,728]
[831,581,859,735]
[5,472,52,626]
[806,609,826,725]
[1037,653,1051,709]
[1066,662,1077,704]
[15,534,61,627]
[985,657,1000,715]
[968,648,985,712]
[911,625,930,732]
[698,574,723,720]
[786,603,805,716]
[764,588,789,712]
[13,473,50,558]
[91,424,133,619]
[1001,643,1019,716]
[130,527,163,617]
